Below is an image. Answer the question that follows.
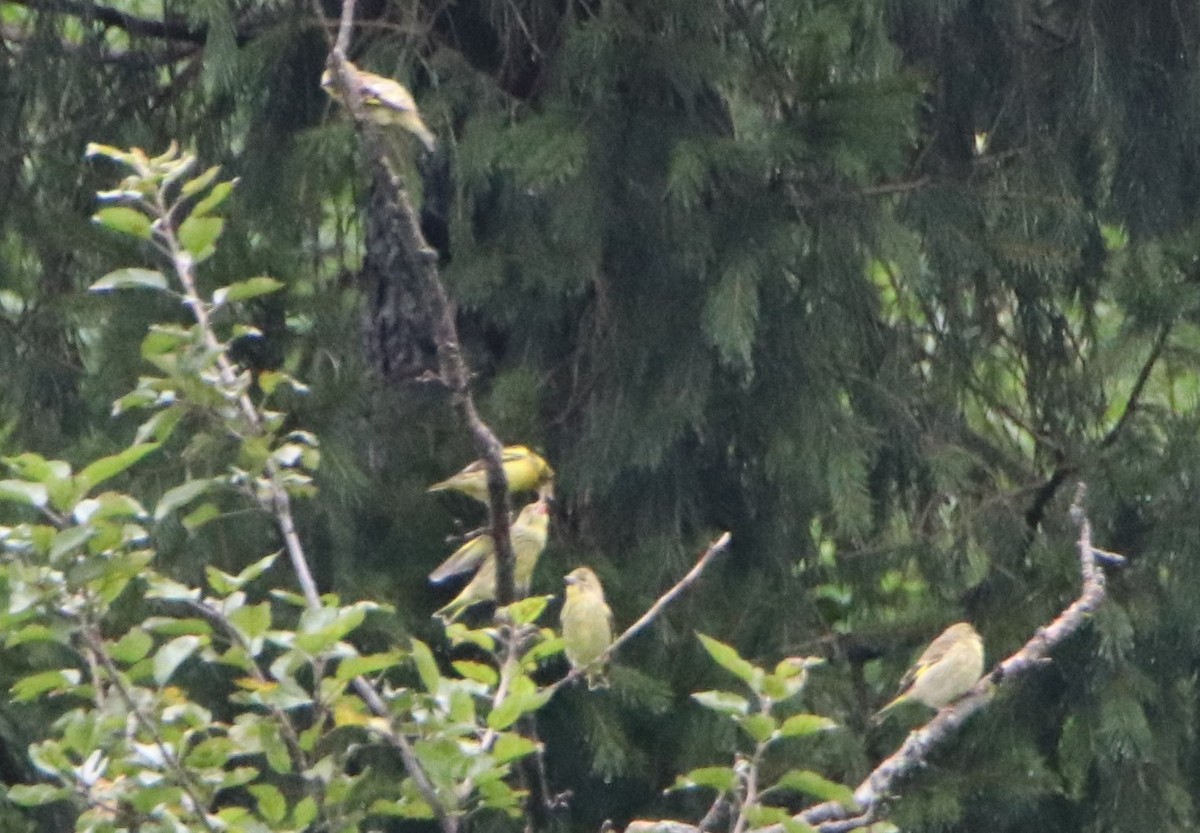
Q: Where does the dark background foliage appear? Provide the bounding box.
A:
[3,0,1200,830]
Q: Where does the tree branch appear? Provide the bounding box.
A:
[547,532,731,697]
[623,486,1118,833]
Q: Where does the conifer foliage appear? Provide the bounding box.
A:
[1,1,1200,832]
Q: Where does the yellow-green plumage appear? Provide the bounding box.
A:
[427,445,554,504]
[874,622,984,719]
[433,499,550,622]
[320,62,437,152]
[560,567,613,689]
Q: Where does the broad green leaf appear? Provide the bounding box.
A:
[778,713,837,738]
[90,267,166,291]
[110,629,154,664]
[76,443,159,494]
[213,276,283,305]
[249,784,286,823]
[411,638,440,692]
[488,687,552,730]
[181,164,221,197]
[293,796,318,827]
[336,650,405,681]
[453,660,499,686]
[741,712,777,742]
[691,689,750,717]
[155,478,214,520]
[503,594,551,626]
[154,634,203,684]
[11,669,82,701]
[773,769,857,807]
[192,178,237,217]
[0,480,47,507]
[696,633,761,689]
[178,215,224,260]
[7,784,71,805]
[93,206,152,239]
[672,765,737,793]
[492,732,538,765]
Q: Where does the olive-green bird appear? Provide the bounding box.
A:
[427,445,554,504]
[320,61,437,152]
[874,622,984,719]
[560,567,614,689]
[432,499,550,623]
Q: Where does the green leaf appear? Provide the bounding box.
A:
[183,503,222,531]
[740,712,777,743]
[488,687,552,730]
[93,206,152,239]
[453,660,499,686]
[181,164,221,197]
[293,795,318,828]
[11,669,82,701]
[492,732,539,765]
[249,784,286,824]
[772,769,857,807]
[7,784,71,805]
[227,603,271,642]
[110,629,154,664]
[696,633,761,689]
[672,766,737,793]
[154,634,203,684]
[192,178,237,217]
[155,478,214,520]
[295,604,370,653]
[76,443,159,494]
[691,690,750,716]
[411,639,441,693]
[90,268,166,291]
[0,480,47,507]
[336,651,405,681]
[213,276,283,305]
[778,713,837,738]
[178,216,224,260]
[503,594,551,626]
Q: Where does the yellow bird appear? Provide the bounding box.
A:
[427,445,554,504]
[320,61,437,153]
[433,498,551,623]
[560,567,614,689]
[874,622,984,719]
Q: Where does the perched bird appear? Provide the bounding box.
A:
[427,445,554,504]
[874,622,984,719]
[321,61,437,153]
[560,567,614,689]
[433,499,551,623]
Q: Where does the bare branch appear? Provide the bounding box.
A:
[548,532,731,696]
[621,488,1117,833]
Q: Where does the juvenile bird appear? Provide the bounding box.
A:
[321,61,437,153]
[427,445,554,504]
[432,499,550,623]
[874,622,984,719]
[560,567,614,689]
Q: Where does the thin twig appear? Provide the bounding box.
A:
[547,532,731,697]
[621,488,1116,833]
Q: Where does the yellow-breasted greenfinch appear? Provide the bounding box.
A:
[427,445,554,504]
[433,498,550,622]
[321,62,437,153]
[560,567,614,689]
[874,622,984,719]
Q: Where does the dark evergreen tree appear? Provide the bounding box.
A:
[2,1,1200,831]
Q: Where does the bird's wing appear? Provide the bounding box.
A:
[357,75,416,112]
[429,533,493,583]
